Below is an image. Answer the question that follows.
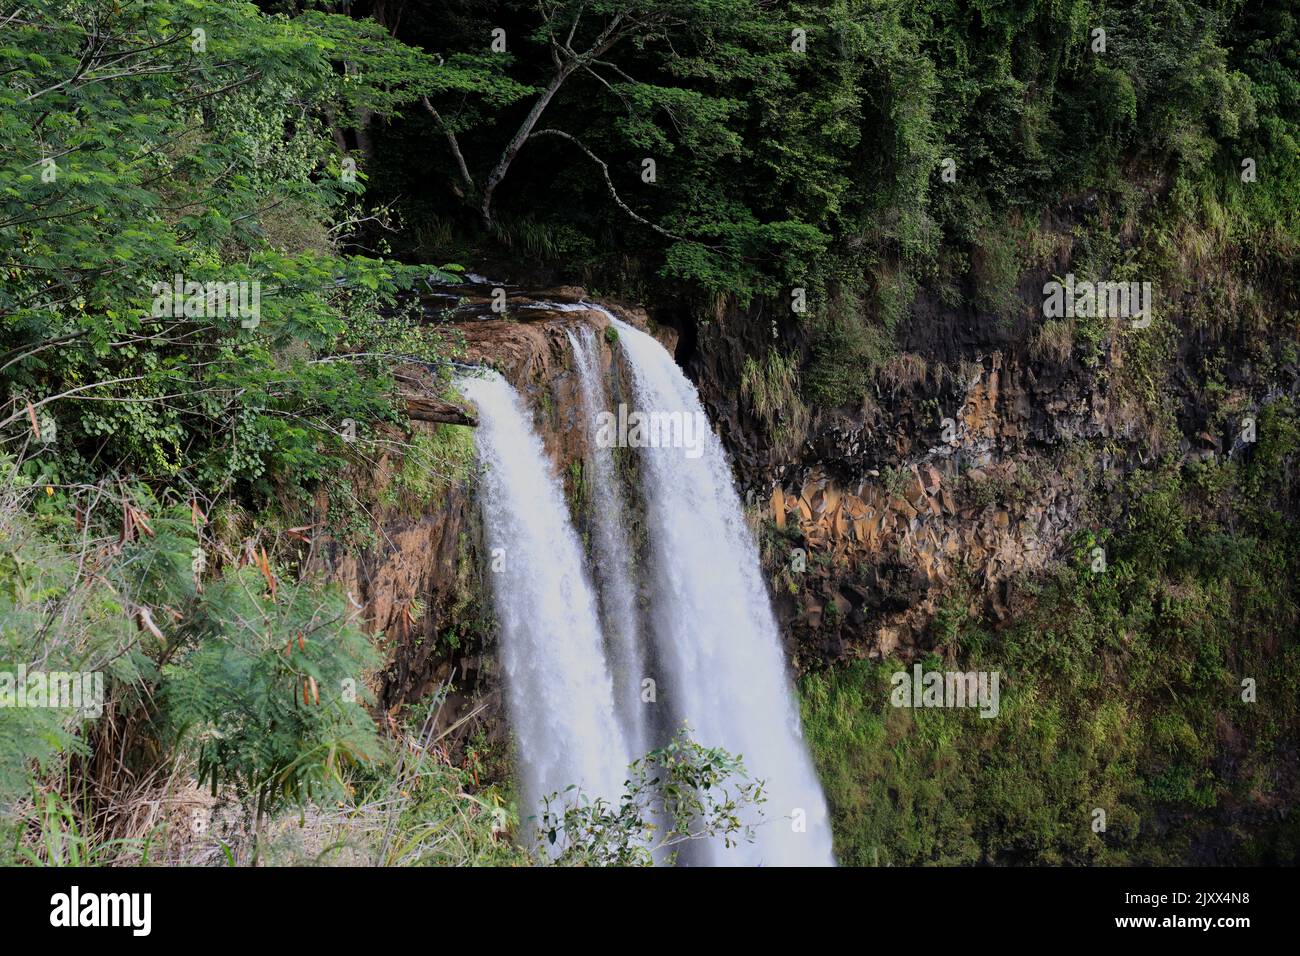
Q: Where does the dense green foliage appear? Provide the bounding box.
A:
[1,0,463,501]
[0,460,382,860]
[0,0,465,859]
[373,2,1297,327]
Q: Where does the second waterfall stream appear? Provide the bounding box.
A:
[462,308,834,866]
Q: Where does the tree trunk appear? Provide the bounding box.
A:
[403,395,479,427]
[353,107,374,164]
[479,63,575,230]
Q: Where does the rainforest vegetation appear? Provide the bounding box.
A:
[0,0,1297,865]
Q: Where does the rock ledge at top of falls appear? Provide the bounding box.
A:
[439,283,675,388]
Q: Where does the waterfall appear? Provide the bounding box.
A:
[461,303,834,866]
[603,314,835,867]
[458,370,631,832]
[565,327,650,757]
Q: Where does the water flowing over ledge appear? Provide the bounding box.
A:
[461,301,833,866]
[458,370,631,826]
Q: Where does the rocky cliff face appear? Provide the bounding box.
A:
[754,352,1106,665]
[670,226,1292,672]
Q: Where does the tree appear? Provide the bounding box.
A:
[0,0,471,856]
[534,728,765,866]
[0,0,464,501]
[418,0,758,230]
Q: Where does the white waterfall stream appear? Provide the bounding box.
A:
[605,315,834,867]
[565,326,650,758]
[457,370,631,833]
[463,305,833,866]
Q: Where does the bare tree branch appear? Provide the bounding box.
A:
[527,128,688,242]
[478,64,576,228]
[476,5,663,228]
[421,95,476,198]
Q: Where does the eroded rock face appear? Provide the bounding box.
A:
[763,437,1095,664]
[796,358,1068,658]
[320,486,482,711]
[672,265,1293,671]
[680,308,1155,666]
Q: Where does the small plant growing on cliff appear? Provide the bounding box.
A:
[1031,318,1075,364]
[882,464,911,500]
[822,594,841,629]
[534,728,764,866]
[741,349,811,457]
[389,424,475,510]
[566,459,586,517]
[603,326,619,345]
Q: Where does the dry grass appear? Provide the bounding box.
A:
[1031,318,1076,364]
[741,349,812,456]
[880,351,929,394]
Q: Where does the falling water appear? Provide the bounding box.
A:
[603,313,835,866]
[458,370,631,830]
[461,299,834,865]
[565,327,650,757]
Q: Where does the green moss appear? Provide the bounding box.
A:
[389,422,475,511]
[565,458,586,522]
[802,463,1300,865]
